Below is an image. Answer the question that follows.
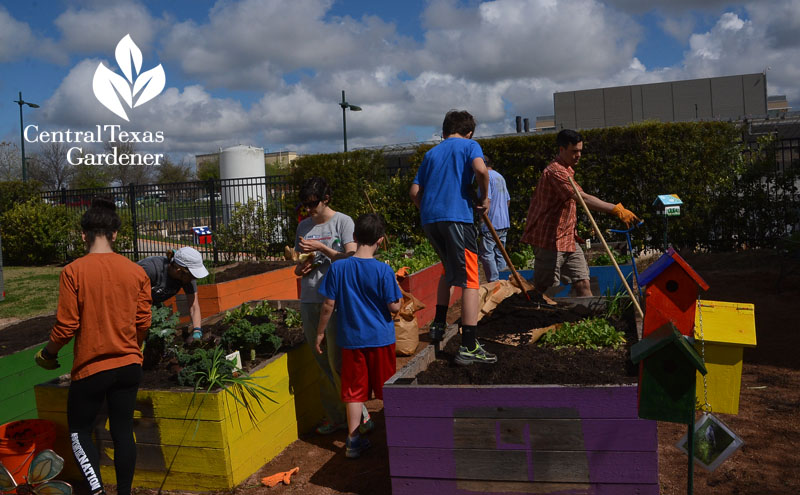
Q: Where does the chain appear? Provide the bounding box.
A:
[697,298,712,413]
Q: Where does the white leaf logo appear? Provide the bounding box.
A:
[93,34,165,121]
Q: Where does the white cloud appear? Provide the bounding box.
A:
[0,6,63,63]
[412,0,641,82]
[53,2,167,56]
[659,14,696,42]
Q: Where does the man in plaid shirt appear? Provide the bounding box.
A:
[521,129,639,296]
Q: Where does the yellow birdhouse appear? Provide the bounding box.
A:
[694,300,757,415]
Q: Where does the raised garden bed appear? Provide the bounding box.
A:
[165,260,299,323]
[34,299,323,492]
[383,294,658,495]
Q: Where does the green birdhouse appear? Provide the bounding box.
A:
[631,322,707,424]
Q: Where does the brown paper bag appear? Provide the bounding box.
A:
[394,288,426,356]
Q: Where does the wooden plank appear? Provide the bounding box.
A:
[383,385,640,419]
[453,450,590,482]
[389,448,657,484]
[101,466,234,492]
[386,417,656,452]
[392,477,659,495]
[454,407,580,419]
[386,346,435,385]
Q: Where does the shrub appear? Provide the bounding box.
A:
[0,199,82,265]
[378,239,440,273]
[213,198,288,262]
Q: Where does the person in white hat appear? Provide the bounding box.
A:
[137,247,209,342]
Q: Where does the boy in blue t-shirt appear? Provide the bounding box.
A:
[409,110,497,365]
[316,213,402,458]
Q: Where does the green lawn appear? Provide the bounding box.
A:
[0,266,62,319]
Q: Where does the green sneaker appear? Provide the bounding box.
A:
[428,321,446,342]
[454,342,497,365]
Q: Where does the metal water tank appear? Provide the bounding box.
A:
[218,145,266,223]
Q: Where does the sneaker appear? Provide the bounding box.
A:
[359,418,375,435]
[345,435,371,459]
[428,321,446,342]
[315,419,347,435]
[454,342,498,365]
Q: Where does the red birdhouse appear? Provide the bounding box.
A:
[638,248,709,337]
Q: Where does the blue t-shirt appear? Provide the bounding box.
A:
[482,169,511,232]
[412,137,483,225]
[318,257,402,349]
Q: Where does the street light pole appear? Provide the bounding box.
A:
[339,90,361,152]
[13,91,40,182]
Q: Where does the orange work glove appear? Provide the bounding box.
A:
[611,203,639,227]
[261,467,299,487]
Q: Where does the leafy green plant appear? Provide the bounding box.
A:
[179,346,276,425]
[604,289,633,319]
[284,308,302,328]
[251,301,276,319]
[590,248,631,266]
[147,305,180,345]
[221,319,282,360]
[538,317,626,350]
[379,239,440,273]
[509,243,535,269]
[223,303,253,324]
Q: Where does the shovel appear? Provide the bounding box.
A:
[480,211,532,301]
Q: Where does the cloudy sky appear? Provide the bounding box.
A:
[1,0,798,163]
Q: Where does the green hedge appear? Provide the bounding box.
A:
[288,121,798,252]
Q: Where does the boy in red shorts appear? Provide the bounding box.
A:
[315,213,402,458]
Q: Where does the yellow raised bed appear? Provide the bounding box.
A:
[34,343,323,491]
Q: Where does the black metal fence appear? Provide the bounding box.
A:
[41,175,295,263]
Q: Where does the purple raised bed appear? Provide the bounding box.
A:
[383,312,658,495]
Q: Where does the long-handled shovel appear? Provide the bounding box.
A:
[480,211,531,301]
[567,177,644,320]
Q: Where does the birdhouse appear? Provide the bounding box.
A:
[693,300,757,415]
[653,194,683,217]
[638,248,709,337]
[631,322,707,424]
[192,226,213,245]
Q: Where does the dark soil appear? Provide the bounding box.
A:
[212,261,294,283]
[416,292,638,385]
[0,314,57,356]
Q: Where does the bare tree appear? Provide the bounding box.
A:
[28,141,75,189]
[0,141,21,181]
[105,141,155,185]
[156,156,193,184]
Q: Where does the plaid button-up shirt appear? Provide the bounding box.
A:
[521,157,583,252]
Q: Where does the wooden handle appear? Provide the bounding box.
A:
[481,211,530,301]
[567,177,644,320]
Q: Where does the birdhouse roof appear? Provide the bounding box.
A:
[638,248,710,290]
[694,300,757,347]
[631,322,708,374]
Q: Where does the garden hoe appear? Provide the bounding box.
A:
[567,177,644,320]
[480,211,535,302]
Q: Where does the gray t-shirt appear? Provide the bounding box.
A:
[295,212,354,303]
[137,256,197,304]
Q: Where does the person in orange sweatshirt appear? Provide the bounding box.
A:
[34,198,152,495]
